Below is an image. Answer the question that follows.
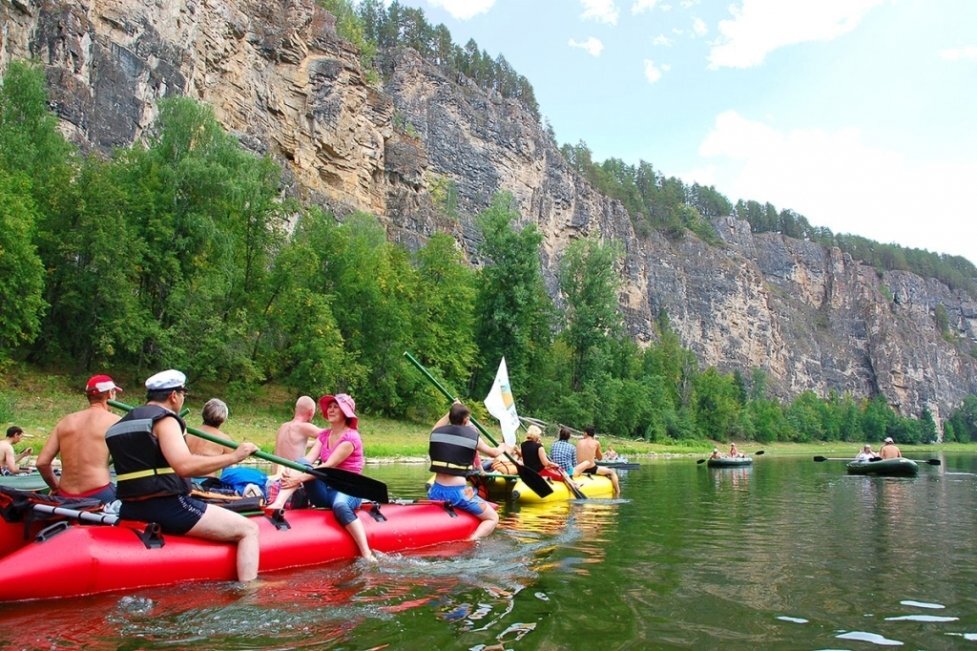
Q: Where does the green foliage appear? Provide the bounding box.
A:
[693,368,741,440]
[428,173,459,218]
[355,0,540,120]
[318,0,379,84]
[0,174,46,355]
[558,237,624,390]
[934,303,950,336]
[472,193,555,403]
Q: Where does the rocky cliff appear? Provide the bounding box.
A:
[3,0,976,427]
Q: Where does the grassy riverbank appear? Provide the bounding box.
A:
[1,365,966,462]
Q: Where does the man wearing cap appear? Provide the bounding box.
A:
[878,436,902,459]
[0,426,33,475]
[105,369,261,581]
[36,375,123,503]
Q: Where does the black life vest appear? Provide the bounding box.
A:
[105,405,192,500]
[428,424,479,476]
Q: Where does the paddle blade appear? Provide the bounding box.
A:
[308,466,389,503]
[925,459,942,466]
[516,464,554,497]
[696,458,706,464]
[754,450,765,456]
[813,456,828,462]
[560,469,586,499]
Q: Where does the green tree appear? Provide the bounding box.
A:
[410,233,478,393]
[472,193,554,405]
[693,367,740,440]
[557,237,624,390]
[0,174,46,355]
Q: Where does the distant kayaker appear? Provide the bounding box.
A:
[35,375,122,503]
[878,437,902,459]
[854,444,876,462]
[267,393,377,562]
[105,369,261,582]
[577,427,620,497]
[428,401,513,541]
[0,426,32,475]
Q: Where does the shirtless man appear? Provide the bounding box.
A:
[576,426,620,497]
[35,375,122,504]
[186,398,235,478]
[0,426,32,475]
[273,396,321,474]
[878,436,902,459]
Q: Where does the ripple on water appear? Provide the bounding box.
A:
[899,599,945,609]
[885,615,959,623]
[836,630,904,646]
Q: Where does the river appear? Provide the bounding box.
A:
[1,453,975,649]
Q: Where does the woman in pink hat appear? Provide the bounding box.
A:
[267,393,375,562]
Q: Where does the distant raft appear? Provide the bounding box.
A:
[846,458,919,477]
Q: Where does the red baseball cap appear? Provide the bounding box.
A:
[86,374,123,395]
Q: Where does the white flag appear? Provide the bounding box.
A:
[483,357,520,446]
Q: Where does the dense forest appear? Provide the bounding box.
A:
[3,61,974,445]
[324,0,977,298]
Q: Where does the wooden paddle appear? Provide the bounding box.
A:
[109,399,389,503]
[698,450,764,464]
[403,352,554,498]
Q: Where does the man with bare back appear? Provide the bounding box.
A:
[36,375,123,504]
[273,396,321,474]
[576,426,621,497]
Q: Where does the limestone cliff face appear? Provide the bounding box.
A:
[3,0,976,425]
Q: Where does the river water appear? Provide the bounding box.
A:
[1,453,976,650]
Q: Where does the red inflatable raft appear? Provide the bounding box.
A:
[0,498,480,602]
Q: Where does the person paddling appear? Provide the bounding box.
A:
[105,369,260,582]
[428,401,513,541]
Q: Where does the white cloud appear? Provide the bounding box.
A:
[940,45,977,61]
[643,59,670,83]
[708,0,886,69]
[569,37,605,57]
[631,0,658,14]
[692,17,707,37]
[653,34,673,46]
[694,111,977,262]
[581,0,619,25]
[426,0,496,20]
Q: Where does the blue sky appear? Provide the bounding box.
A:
[390,0,977,265]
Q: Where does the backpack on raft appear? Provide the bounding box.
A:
[218,466,269,499]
